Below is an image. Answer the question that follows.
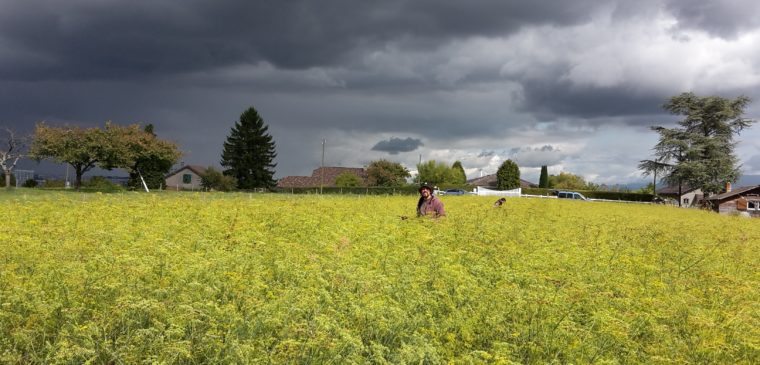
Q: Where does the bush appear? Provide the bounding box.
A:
[201,167,237,191]
[335,172,363,187]
[22,179,38,188]
[522,187,654,202]
[84,176,125,192]
[42,179,66,188]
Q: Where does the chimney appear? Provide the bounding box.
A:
[726,181,732,193]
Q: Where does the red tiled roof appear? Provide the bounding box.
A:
[277,167,367,188]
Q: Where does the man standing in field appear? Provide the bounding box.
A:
[417,185,446,218]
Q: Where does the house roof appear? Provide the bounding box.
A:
[166,165,207,178]
[277,167,367,188]
[707,185,760,201]
[466,174,537,188]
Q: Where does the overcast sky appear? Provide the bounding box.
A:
[3,0,760,184]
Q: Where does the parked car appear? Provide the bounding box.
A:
[556,191,588,200]
[442,188,467,196]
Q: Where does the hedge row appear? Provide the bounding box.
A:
[522,188,654,202]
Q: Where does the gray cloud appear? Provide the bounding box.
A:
[509,145,565,168]
[664,0,760,38]
[371,137,423,155]
[2,0,760,182]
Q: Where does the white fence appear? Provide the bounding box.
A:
[474,186,522,197]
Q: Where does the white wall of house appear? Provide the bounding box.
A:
[165,168,203,190]
[680,189,703,207]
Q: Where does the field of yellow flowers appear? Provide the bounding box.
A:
[1,191,758,364]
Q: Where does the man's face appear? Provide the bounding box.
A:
[420,188,431,199]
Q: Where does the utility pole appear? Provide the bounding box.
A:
[321,139,325,194]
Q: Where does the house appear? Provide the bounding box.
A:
[165,165,206,190]
[656,185,703,207]
[466,174,537,189]
[277,167,368,188]
[707,185,760,216]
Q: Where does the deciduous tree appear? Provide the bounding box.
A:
[416,160,456,186]
[126,124,181,190]
[335,172,363,187]
[496,159,520,190]
[366,159,410,187]
[0,127,28,189]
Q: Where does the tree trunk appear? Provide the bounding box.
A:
[75,167,84,191]
[4,169,10,189]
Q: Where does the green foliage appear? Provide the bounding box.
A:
[548,172,597,190]
[84,176,124,192]
[127,124,181,190]
[366,159,410,187]
[451,161,467,185]
[335,172,363,187]
[22,179,38,188]
[221,107,277,189]
[539,165,549,188]
[1,193,757,363]
[496,159,520,190]
[30,122,180,190]
[41,179,66,188]
[201,167,237,191]
[416,160,457,186]
[649,93,755,195]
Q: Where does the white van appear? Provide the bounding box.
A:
[556,191,588,200]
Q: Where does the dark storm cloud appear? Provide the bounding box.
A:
[517,79,666,122]
[371,137,423,154]
[664,0,760,38]
[0,0,603,81]
[478,151,496,157]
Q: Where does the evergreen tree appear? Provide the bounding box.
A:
[646,93,754,196]
[539,165,549,188]
[451,161,467,185]
[221,107,277,189]
[496,159,520,190]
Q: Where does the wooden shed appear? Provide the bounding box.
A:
[706,185,760,217]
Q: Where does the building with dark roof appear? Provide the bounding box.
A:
[277,167,368,188]
[707,185,760,216]
[656,185,703,207]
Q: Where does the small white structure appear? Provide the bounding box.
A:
[165,165,206,191]
[474,186,521,197]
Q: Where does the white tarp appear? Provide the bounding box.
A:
[474,186,521,196]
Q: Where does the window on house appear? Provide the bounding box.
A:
[683,198,689,205]
[182,174,192,184]
[749,201,758,210]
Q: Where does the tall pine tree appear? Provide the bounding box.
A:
[221,107,277,189]
[539,165,549,188]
